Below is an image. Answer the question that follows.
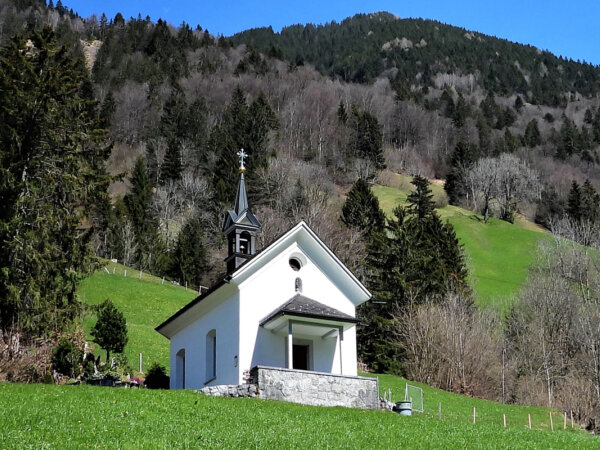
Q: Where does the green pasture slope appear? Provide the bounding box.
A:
[0,383,595,449]
[77,261,196,371]
[373,373,569,432]
[372,176,550,309]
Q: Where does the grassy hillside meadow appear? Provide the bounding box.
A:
[1,382,596,449]
[77,261,196,372]
[372,174,550,309]
[42,205,596,448]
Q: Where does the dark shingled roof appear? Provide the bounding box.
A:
[260,294,358,326]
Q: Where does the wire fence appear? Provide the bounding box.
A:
[382,384,579,432]
[102,260,207,294]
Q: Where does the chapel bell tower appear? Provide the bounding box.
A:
[222,149,261,273]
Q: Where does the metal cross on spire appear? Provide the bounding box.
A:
[237,148,247,173]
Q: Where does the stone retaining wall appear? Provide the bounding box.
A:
[199,383,258,398]
[251,366,379,410]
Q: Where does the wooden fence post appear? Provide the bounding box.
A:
[503,414,506,428]
[571,410,574,429]
[563,412,567,430]
[139,353,143,373]
[473,407,476,424]
[549,411,554,431]
[528,413,531,430]
[139,270,142,280]
[438,402,442,420]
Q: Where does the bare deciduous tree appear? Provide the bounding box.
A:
[120,220,137,267]
[398,294,503,399]
[466,154,540,222]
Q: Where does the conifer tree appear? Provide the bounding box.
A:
[341,178,385,236]
[406,175,435,221]
[514,95,524,111]
[444,141,476,205]
[91,300,128,362]
[99,91,116,128]
[124,156,153,256]
[584,107,594,125]
[360,176,468,372]
[524,119,542,147]
[337,100,348,124]
[581,180,600,223]
[162,140,183,182]
[452,94,469,127]
[476,117,492,156]
[212,86,278,205]
[347,105,385,170]
[0,28,110,336]
[567,181,582,222]
[170,218,208,287]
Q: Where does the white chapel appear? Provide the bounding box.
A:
[156,151,372,391]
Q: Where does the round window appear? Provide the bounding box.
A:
[289,257,302,271]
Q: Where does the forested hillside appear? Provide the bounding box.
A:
[233,12,600,103]
[3,0,600,432]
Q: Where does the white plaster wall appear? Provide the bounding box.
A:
[311,334,339,373]
[342,326,358,376]
[238,241,358,378]
[169,290,240,389]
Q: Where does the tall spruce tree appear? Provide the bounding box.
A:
[359,176,469,373]
[406,175,435,221]
[524,119,542,147]
[0,28,110,336]
[170,218,208,287]
[162,139,183,182]
[347,105,386,170]
[124,156,153,260]
[444,141,476,205]
[159,86,188,183]
[341,178,385,236]
[99,91,116,128]
[566,181,582,222]
[581,180,600,223]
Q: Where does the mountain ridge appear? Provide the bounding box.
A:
[233,11,600,104]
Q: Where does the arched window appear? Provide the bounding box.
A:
[176,348,186,389]
[239,231,251,254]
[295,277,302,293]
[205,329,216,382]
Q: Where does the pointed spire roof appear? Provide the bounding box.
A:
[234,173,249,216]
[222,150,261,232]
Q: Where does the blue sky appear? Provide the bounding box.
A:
[66,1,600,65]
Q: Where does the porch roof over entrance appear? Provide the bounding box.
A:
[260,294,358,329]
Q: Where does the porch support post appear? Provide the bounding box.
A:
[287,321,293,369]
[338,326,344,374]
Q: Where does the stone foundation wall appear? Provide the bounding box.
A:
[251,366,379,410]
[199,383,258,398]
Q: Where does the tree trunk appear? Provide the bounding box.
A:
[483,196,490,223]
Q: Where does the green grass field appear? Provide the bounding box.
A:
[20,206,594,448]
[372,175,550,309]
[0,383,595,449]
[371,373,569,432]
[77,261,196,372]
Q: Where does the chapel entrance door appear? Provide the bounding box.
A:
[293,344,309,370]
